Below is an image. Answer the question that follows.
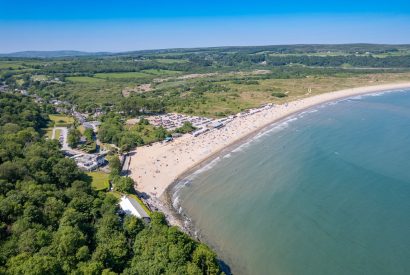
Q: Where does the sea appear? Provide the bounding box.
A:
[171,89,410,275]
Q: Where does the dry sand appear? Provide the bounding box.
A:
[129,83,410,204]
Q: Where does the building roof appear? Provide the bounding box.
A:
[119,196,150,219]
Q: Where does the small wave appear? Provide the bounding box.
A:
[348,88,408,101]
[223,153,232,159]
[231,118,296,153]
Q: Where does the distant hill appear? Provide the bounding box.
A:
[0,50,112,58]
[2,44,410,58]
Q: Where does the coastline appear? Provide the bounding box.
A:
[129,82,410,228]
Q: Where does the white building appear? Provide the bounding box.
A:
[119,196,150,220]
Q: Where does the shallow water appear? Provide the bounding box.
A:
[174,90,410,275]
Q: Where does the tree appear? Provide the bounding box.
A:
[138,117,149,125]
[83,128,94,141]
[7,253,61,275]
[107,155,121,176]
[154,126,168,140]
[192,244,220,275]
[0,67,224,275]
[53,226,86,258]
[175,121,196,134]
[52,158,81,187]
[76,261,103,275]
[123,215,144,237]
[67,128,81,147]
[113,176,134,193]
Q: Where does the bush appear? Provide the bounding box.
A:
[271,92,288,98]
[175,122,196,134]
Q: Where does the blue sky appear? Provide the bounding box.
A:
[1,0,410,52]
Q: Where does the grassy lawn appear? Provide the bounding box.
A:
[49,114,74,127]
[54,129,61,140]
[87,171,110,191]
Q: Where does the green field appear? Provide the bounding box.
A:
[94,72,152,79]
[0,63,27,69]
[142,69,181,75]
[67,76,106,83]
[49,114,74,127]
[87,171,110,191]
[93,69,181,79]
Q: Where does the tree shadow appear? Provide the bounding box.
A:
[218,259,232,275]
[79,173,93,184]
[137,192,151,200]
[121,169,131,176]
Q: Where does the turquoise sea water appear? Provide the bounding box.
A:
[173,90,410,275]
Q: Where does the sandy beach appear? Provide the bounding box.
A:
[129,82,410,220]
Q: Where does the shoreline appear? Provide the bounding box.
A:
[129,82,410,228]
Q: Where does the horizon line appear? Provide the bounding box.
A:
[2,42,410,55]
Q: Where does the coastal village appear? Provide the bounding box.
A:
[4,82,410,228]
[2,2,410,271]
[0,84,278,224]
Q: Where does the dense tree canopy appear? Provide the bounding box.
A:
[0,93,222,274]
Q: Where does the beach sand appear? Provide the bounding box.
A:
[129,82,410,224]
